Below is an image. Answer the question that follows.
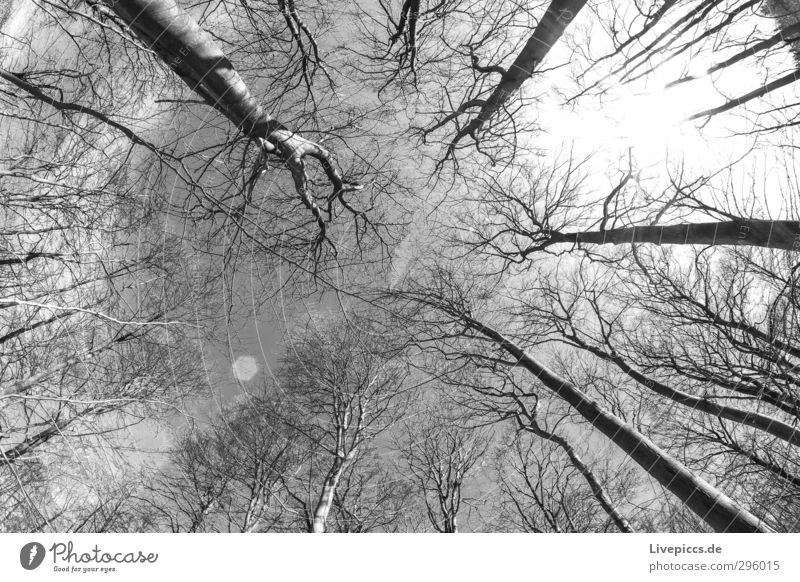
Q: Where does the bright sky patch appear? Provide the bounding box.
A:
[232,355,259,381]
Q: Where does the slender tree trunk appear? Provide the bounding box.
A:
[447,514,457,533]
[463,315,773,532]
[311,457,346,533]
[520,418,635,532]
[551,220,800,250]
[689,72,800,121]
[1,326,153,397]
[0,416,77,464]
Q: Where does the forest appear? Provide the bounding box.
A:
[1,0,800,533]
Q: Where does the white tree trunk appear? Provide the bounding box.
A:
[311,458,345,533]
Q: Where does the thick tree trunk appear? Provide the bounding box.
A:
[451,0,588,144]
[101,0,355,213]
[102,0,275,137]
[551,220,800,250]
[570,340,800,446]
[464,315,773,532]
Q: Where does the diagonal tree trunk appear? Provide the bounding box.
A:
[688,71,800,121]
[447,0,588,149]
[99,0,359,234]
[511,410,635,532]
[565,338,800,446]
[549,220,800,250]
[461,314,773,532]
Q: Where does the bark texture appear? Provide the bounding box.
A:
[311,458,345,533]
[518,416,635,532]
[101,0,358,232]
[449,0,588,147]
[551,220,800,250]
[464,315,774,533]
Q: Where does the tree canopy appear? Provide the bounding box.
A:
[2,0,800,533]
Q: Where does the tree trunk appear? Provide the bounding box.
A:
[520,418,635,532]
[0,416,77,464]
[452,0,588,143]
[463,315,773,532]
[102,0,276,137]
[571,340,800,446]
[311,457,346,533]
[101,0,354,204]
[551,220,800,250]
[447,514,458,533]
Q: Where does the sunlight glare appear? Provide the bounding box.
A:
[232,355,259,382]
[540,50,766,170]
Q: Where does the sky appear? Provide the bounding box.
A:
[4,0,800,531]
[534,3,798,219]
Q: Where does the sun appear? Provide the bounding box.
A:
[607,82,712,165]
[538,81,712,168]
[539,46,769,173]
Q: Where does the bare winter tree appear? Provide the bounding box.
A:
[277,312,412,533]
[0,16,211,531]
[398,402,491,533]
[7,0,800,536]
[530,246,800,532]
[494,425,638,532]
[93,0,363,248]
[572,0,800,124]
[479,385,635,532]
[425,0,589,160]
[386,263,777,532]
[141,394,303,533]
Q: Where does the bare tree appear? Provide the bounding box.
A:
[326,454,417,532]
[388,265,775,532]
[399,403,490,532]
[95,0,362,248]
[142,394,302,533]
[278,312,411,532]
[494,426,638,532]
[1,10,210,528]
[426,0,588,159]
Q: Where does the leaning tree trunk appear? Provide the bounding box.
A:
[100,0,356,223]
[569,339,800,445]
[550,220,800,250]
[463,314,773,532]
[518,416,635,532]
[763,0,800,65]
[449,0,588,146]
[688,0,800,120]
